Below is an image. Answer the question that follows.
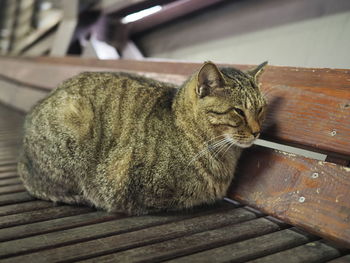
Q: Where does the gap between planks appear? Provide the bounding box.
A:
[0,206,259,261]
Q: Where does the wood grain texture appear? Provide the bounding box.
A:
[0,172,18,180]
[0,184,25,195]
[0,208,255,262]
[165,228,316,263]
[0,164,17,173]
[0,205,93,229]
[0,200,55,216]
[228,146,350,247]
[328,255,350,263]
[0,211,118,242]
[0,57,349,156]
[0,178,21,186]
[248,241,342,263]
[82,217,284,263]
[0,192,34,206]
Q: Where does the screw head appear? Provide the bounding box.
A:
[298,196,305,203]
[331,130,337,136]
[312,172,319,179]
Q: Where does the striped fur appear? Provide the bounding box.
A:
[18,62,267,215]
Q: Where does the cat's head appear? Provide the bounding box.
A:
[192,61,267,148]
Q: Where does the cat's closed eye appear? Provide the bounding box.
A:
[257,107,265,116]
[207,108,233,115]
[207,107,245,117]
[233,108,245,118]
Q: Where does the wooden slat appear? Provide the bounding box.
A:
[0,178,21,186]
[0,207,255,261]
[0,211,118,242]
[0,58,185,89]
[0,164,17,173]
[10,10,62,55]
[248,241,342,263]
[0,205,93,229]
[0,192,34,206]
[0,152,18,158]
[0,141,20,150]
[0,172,18,179]
[0,184,26,195]
[228,146,350,247]
[0,137,21,142]
[82,217,285,263]
[0,143,20,150]
[328,255,350,263]
[0,156,18,164]
[0,78,48,112]
[0,57,349,156]
[0,200,55,216]
[0,157,18,165]
[165,228,317,263]
[0,161,17,166]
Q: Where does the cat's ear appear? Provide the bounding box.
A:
[247,61,268,83]
[196,61,224,98]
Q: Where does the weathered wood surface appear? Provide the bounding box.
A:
[248,240,343,263]
[328,255,350,263]
[0,184,26,195]
[228,146,350,246]
[0,56,349,156]
[0,172,18,180]
[0,207,251,260]
[0,200,55,216]
[0,211,118,242]
[165,228,317,263]
[0,178,21,187]
[0,205,93,229]
[0,165,17,174]
[0,103,348,262]
[0,192,35,206]
[82,217,285,263]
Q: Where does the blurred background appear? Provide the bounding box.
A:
[0,0,350,68]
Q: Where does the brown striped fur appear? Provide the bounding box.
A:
[18,61,267,215]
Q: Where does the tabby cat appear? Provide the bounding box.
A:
[18,61,267,215]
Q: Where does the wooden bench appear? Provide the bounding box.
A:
[0,56,349,262]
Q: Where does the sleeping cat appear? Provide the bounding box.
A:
[18,61,267,215]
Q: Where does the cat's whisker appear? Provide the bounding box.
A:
[204,134,227,148]
[212,139,231,159]
[186,146,211,167]
[221,141,235,156]
[187,137,228,168]
[208,137,228,151]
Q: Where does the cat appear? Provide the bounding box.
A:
[18,61,267,215]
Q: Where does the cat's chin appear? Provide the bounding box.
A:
[235,141,255,148]
[224,136,255,148]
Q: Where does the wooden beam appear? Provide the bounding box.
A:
[128,0,226,34]
[50,0,77,56]
[10,11,62,55]
[228,146,350,247]
[100,0,176,16]
[0,57,349,157]
[0,77,48,112]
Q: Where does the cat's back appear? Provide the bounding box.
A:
[20,71,179,192]
[41,71,177,109]
[27,71,177,127]
[24,71,178,153]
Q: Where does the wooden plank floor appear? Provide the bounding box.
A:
[0,103,348,263]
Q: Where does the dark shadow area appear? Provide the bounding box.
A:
[229,145,275,197]
[261,95,284,138]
